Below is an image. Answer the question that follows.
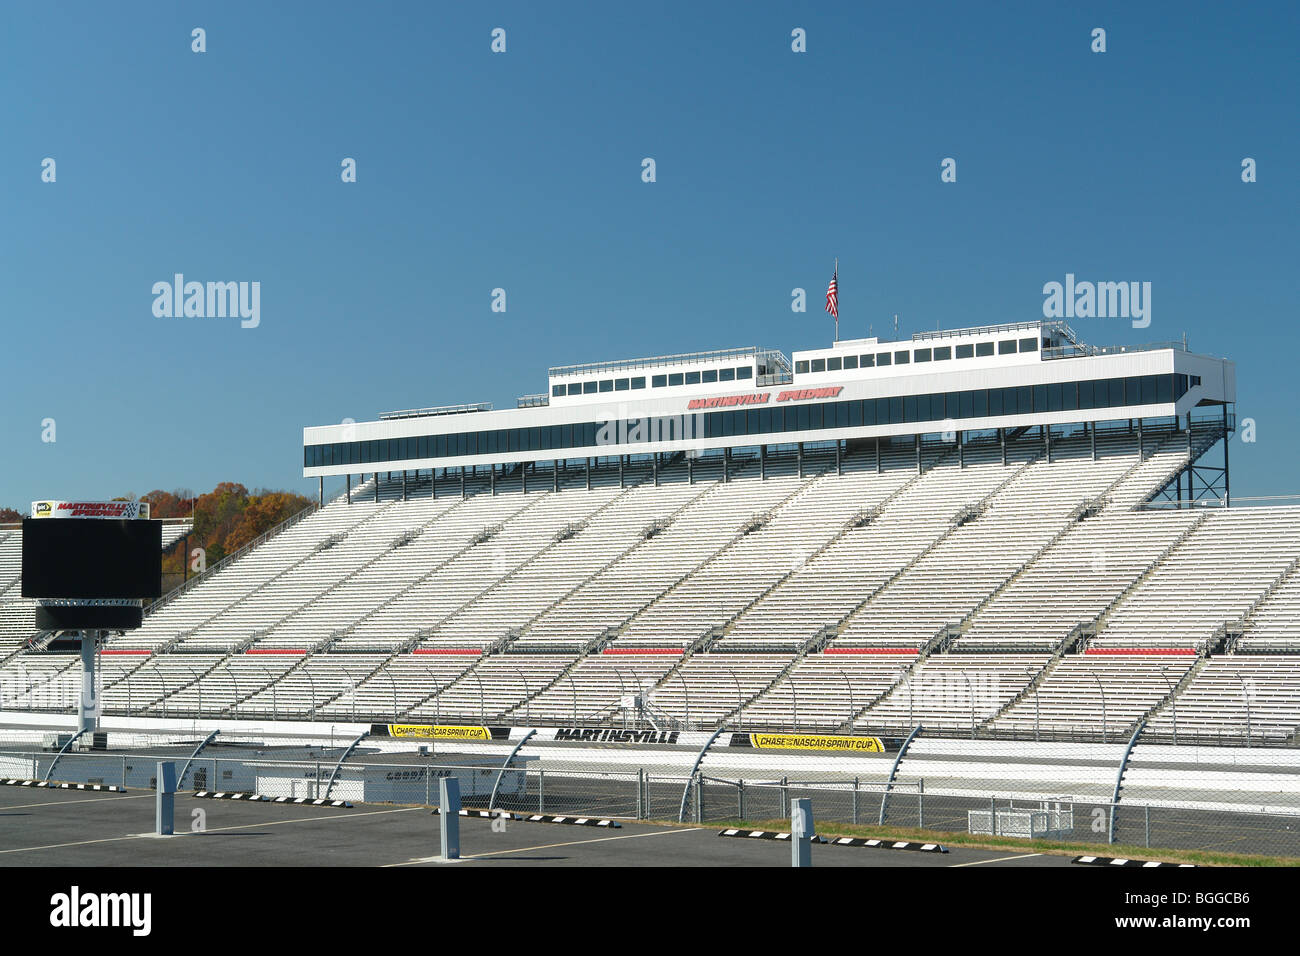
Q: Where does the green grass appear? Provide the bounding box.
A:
[694,818,1300,867]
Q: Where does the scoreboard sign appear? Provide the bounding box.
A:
[30,500,151,520]
[22,500,161,629]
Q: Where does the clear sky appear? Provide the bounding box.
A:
[2,1,1297,508]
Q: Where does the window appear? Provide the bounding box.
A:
[877,352,891,366]
[702,369,718,383]
[1034,384,1048,412]
[615,378,630,391]
[599,379,614,392]
[894,350,910,364]
[827,356,842,371]
[685,371,701,385]
[1191,375,1201,387]
[652,374,667,388]
[668,372,684,386]
[567,383,582,395]
[720,367,736,381]
[999,339,1017,355]
[933,346,951,361]
[844,355,859,369]
[1019,337,1039,352]
[976,342,994,357]
[631,377,646,389]
[914,348,932,363]
[795,360,810,374]
[552,384,564,397]
[811,358,826,373]
[956,343,974,359]
[583,380,598,394]
[736,366,753,379]
[860,353,874,368]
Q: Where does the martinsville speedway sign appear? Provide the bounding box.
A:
[31,500,151,520]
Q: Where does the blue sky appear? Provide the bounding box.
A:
[2,1,1297,508]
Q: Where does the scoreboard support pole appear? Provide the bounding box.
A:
[79,630,99,735]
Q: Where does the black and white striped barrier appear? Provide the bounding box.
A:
[193,791,353,808]
[1,778,125,792]
[432,807,621,828]
[1073,855,1194,868]
[718,829,947,853]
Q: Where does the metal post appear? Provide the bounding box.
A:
[637,768,645,820]
[1223,403,1231,507]
[586,457,591,491]
[553,460,559,493]
[402,470,408,501]
[791,797,814,868]
[155,761,177,836]
[346,474,351,504]
[918,779,924,829]
[1090,421,1096,461]
[1144,805,1150,848]
[836,439,842,475]
[439,777,461,860]
[915,433,921,474]
[1093,674,1108,743]
[79,630,98,734]
[538,768,545,814]
[1159,665,1177,746]
[852,777,859,825]
[797,442,803,479]
[738,778,745,821]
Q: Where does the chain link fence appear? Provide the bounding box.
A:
[5,728,1300,859]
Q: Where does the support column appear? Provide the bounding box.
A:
[1137,418,1144,460]
[586,457,592,491]
[1046,425,1052,464]
[346,474,351,504]
[402,470,408,501]
[1090,422,1096,461]
[619,455,624,488]
[915,434,921,475]
[460,467,466,499]
[797,442,804,479]
[431,470,437,499]
[760,444,767,480]
[875,437,881,474]
[79,631,98,735]
[836,439,842,476]
[1223,405,1231,507]
[554,460,559,493]
[491,465,497,496]
[958,431,964,469]
[654,453,660,487]
[522,462,528,494]
[688,454,694,484]
[318,477,323,506]
[724,448,731,483]
[1001,428,1007,467]
[374,473,379,503]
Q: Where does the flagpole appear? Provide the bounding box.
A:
[834,257,839,343]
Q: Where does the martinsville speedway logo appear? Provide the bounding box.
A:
[50,886,151,936]
[152,274,260,328]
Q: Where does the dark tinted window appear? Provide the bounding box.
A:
[956,344,974,359]
[914,348,932,363]
[999,340,1017,355]
[976,342,994,357]
[933,346,951,361]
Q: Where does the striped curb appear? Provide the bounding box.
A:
[719,829,946,852]
[1073,855,1194,868]
[1,778,125,792]
[193,790,352,808]
[432,807,621,828]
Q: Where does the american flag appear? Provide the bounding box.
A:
[825,269,838,319]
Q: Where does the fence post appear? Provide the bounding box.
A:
[918,779,925,829]
[538,768,545,815]
[781,776,789,819]
[1145,805,1150,848]
[738,779,745,822]
[636,768,645,820]
[852,777,859,825]
[694,773,703,823]
[122,756,127,789]
[990,797,997,836]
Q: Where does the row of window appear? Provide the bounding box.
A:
[305,373,1194,468]
[552,365,755,398]
[796,337,1043,375]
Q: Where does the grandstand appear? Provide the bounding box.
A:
[6,318,1297,747]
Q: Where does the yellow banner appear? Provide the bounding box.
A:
[387,724,491,741]
[749,732,885,753]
